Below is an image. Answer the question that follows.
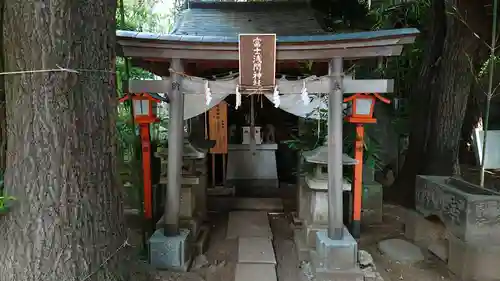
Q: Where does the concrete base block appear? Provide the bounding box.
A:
[156,216,201,242]
[149,228,192,271]
[315,228,358,271]
[310,251,364,281]
[448,233,500,281]
[235,263,277,281]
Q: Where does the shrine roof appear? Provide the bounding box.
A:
[171,1,327,37]
[116,28,419,44]
[116,1,419,61]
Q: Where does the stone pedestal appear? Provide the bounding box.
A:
[149,228,192,271]
[297,177,310,222]
[296,175,351,248]
[310,229,364,281]
[180,186,196,218]
[156,185,204,252]
[294,175,352,262]
[226,144,279,189]
[156,150,208,221]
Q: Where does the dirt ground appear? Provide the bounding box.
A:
[125,204,458,281]
[359,204,457,281]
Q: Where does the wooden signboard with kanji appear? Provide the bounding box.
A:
[208,101,228,154]
[239,34,276,90]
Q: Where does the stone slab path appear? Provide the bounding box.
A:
[229,211,277,281]
[226,211,273,239]
[238,237,276,264]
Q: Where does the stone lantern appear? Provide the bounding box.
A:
[295,137,357,258]
[156,135,209,251]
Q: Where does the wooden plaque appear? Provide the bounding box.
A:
[208,101,228,154]
[239,34,276,89]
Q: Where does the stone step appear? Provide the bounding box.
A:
[238,237,276,264]
[226,211,272,239]
[208,197,283,212]
[235,263,277,281]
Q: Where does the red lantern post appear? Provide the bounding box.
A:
[119,93,167,220]
[343,93,390,239]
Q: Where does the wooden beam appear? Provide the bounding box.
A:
[127,79,171,93]
[127,76,394,94]
[122,45,404,61]
[118,37,414,52]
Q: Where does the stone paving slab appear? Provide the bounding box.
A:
[235,263,277,281]
[378,239,424,264]
[226,211,272,239]
[238,237,276,264]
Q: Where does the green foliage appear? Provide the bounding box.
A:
[478,55,500,79]
[116,4,161,32]
[362,133,383,170]
[285,1,430,178]
[0,171,14,214]
[311,0,372,31]
[0,196,15,213]
[115,57,155,98]
[114,0,169,161]
[283,109,328,152]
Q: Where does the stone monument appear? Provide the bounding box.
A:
[294,139,357,260]
[409,175,500,280]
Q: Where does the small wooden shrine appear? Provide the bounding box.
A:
[116,0,418,275]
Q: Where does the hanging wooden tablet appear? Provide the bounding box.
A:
[208,101,228,154]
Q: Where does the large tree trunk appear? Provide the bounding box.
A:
[0,0,5,173]
[388,0,491,207]
[0,1,128,280]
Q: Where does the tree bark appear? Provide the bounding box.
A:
[0,1,128,281]
[0,0,5,173]
[388,0,491,207]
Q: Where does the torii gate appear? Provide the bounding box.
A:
[118,27,419,241]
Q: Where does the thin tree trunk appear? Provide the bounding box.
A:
[0,1,128,281]
[388,0,490,207]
